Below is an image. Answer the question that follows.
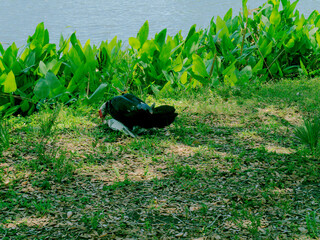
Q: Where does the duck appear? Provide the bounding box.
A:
[99,93,177,130]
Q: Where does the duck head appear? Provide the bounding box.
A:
[98,102,108,121]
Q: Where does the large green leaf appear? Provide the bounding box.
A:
[0,43,4,55]
[0,103,11,113]
[300,58,308,75]
[252,59,264,74]
[185,24,196,44]
[129,37,141,50]
[39,61,48,76]
[140,40,157,56]
[285,1,299,18]
[172,54,183,72]
[296,15,305,32]
[180,71,188,85]
[284,38,295,49]
[70,33,86,63]
[0,60,5,71]
[107,36,118,54]
[223,61,238,86]
[242,0,248,19]
[39,59,62,76]
[0,74,6,85]
[224,8,233,22]
[238,65,252,84]
[159,80,173,95]
[59,34,70,55]
[2,71,17,93]
[2,45,17,70]
[159,43,172,68]
[87,83,107,104]
[67,67,86,92]
[137,21,149,46]
[224,71,238,87]
[259,39,273,57]
[29,22,45,45]
[270,8,281,26]
[155,28,167,47]
[47,59,62,75]
[185,33,200,55]
[216,16,229,38]
[192,54,209,78]
[34,71,61,99]
[25,51,36,67]
[83,41,95,64]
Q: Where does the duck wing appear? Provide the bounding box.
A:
[107,94,151,129]
[122,93,153,113]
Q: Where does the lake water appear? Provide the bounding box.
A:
[0,0,319,48]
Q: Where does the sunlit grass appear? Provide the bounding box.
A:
[1,78,320,239]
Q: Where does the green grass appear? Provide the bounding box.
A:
[0,78,320,239]
[0,118,10,156]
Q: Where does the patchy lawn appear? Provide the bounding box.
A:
[1,78,320,239]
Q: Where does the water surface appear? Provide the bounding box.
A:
[0,0,319,47]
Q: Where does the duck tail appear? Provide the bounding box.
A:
[149,105,178,128]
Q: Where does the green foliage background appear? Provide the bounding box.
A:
[1,0,320,116]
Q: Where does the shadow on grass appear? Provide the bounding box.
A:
[2,79,320,239]
[1,146,318,239]
[1,116,319,239]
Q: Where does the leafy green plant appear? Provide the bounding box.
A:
[2,0,320,116]
[28,105,75,181]
[294,115,320,155]
[36,104,61,163]
[39,105,61,138]
[173,164,198,179]
[51,153,75,183]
